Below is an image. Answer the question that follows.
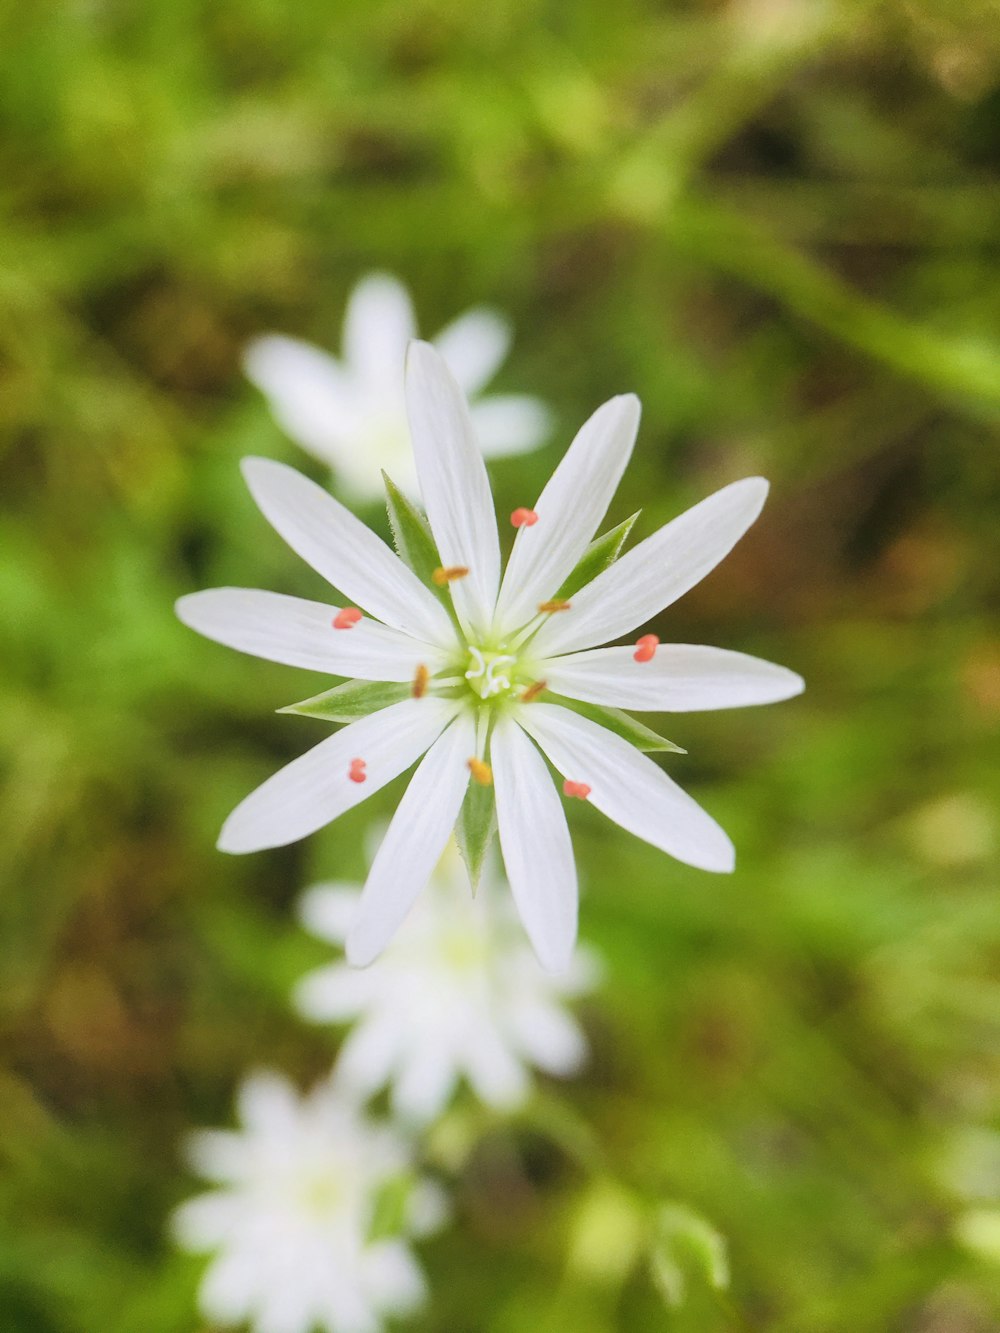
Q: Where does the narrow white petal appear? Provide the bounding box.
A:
[335,1012,407,1097]
[492,716,578,971]
[176,588,446,680]
[544,644,805,711]
[294,965,376,1022]
[346,713,475,966]
[517,703,734,873]
[342,272,417,392]
[506,1000,587,1075]
[199,1251,259,1323]
[297,883,361,942]
[236,1070,300,1135]
[171,1192,243,1250]
[462,1029,530,1108]
[404,341,501,635]
[432,306,511,396]
[218,698,457,853]
[469,394,552,456]
[243,334,360,463]
[531,477,770,658]
[392,1044,460,1124]
[494,394,640,629]
[360,1241,427,1316]
[240,456,454,647]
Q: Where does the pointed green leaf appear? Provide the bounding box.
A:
[546,697,686,753]
[383,471,441,582]
[456,762,497,892]
[279,679,410,722]
[384,471,463,630]
[556,512,640,600]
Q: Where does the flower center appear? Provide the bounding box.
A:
[465,647,518,700]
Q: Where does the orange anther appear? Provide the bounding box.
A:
[538,598,571,614]
[467,757,493,786]
[412,664,429,699]
[348,758,367,784]
[333,607,362,630]
[520,679,547,703]
[432,565,470,586]
[563,780,591,800]
[511,507,538,528]
[634,634,659,663]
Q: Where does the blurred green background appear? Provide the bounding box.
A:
[2,0,1000,1329]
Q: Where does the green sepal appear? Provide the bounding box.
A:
[383,471,464,631]
[550,697,686,753]
[383,471,441,582]
[456,747,497,893]
[278,678,410,722]
[556,511,640,599]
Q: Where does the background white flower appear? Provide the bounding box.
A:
[295,836,599,1125]
[171,1071,446,1333]
[244,271,551,500]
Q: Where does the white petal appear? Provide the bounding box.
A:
[240,456,454,647]
[462,1028,530,1108]
[392,1042,460,1124]
[506,1001,587,1075]
[469,394,552,456]
[218,697,457,853]
[531,477,770,658]
[236,1069,300,1135]
[171,1192,243,1250]
[243,334,360,464]
[543,643,805,711]
[297,883,362,942]
[294,964,376,1022]
[335,1012,407,1097]
[342,272,416,392]
[432,306,511,395]
[404,341,501,635]
[199,1250,258,1323]
[491,716,578,971]
[494,394,640,630]
[360,1240,427,1317]
[176,587,446,680]
[346,713,475,966]
[517,703,734,873]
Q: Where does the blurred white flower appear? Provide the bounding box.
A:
[172,1071,446,1333]
[244,272,550,500]
[178,342,803,970]
[294,838,599,1124]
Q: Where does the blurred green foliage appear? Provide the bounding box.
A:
[2,0,1000,1328]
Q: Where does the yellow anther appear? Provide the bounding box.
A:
[520,679,547,703]
[538,598,571,614]
[412,663,429,699]
[432,565,470,586]
[467,757,493,786]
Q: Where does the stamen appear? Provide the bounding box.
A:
[520,679,547,703]
[348,758,367,784]
[412,663,429,699]
[634,633,659,663]
[432,565,470,586]
[563,780,591,800]
[511,507,538,528]
[332,607,362,630]
[467,757,493,786]
[538,598,571,614]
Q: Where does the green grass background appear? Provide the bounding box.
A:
[2,1,1000,1329]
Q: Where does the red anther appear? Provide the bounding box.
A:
[348,758,367,784]
[563,780,591,800]
[511,507,538,528]
[333,607,363,630]
[633,633,659,663]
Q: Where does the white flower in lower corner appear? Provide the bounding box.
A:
[171,1071,445,1333]
[244,271,550,500]
[295,838,599,1125]
[177,341,805,972]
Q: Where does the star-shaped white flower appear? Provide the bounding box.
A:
[295,837,599,1125]
[177,341,804,971]
[171,1071,445,1333]
[244,272,550,500]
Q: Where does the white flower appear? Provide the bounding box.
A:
[244,272,550,500]
[177,341,804,971]
[295,837,599,1124]
[171,1071,445,1333]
